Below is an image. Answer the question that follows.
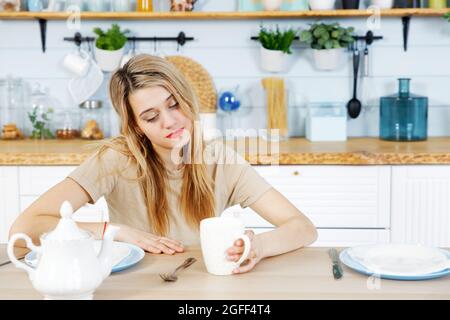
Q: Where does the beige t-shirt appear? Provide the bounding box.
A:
[67,139,272,246]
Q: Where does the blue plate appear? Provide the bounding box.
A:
[25,242,145,273]
[340,248,450,281]
[112,242,145,273]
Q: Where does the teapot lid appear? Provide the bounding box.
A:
[45,201,90,241]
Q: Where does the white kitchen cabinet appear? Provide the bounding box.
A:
[239,165,391,229]
[0,167,19,243]
[391,166,450,247]
[2,164,449,248]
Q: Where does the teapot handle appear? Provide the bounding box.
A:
[7,233,41,281]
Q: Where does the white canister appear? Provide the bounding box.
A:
[308,0,336,10]
[260,46,288,73]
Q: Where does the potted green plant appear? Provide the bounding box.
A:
[93,24,130,72]
[258,25,298,73]
[300,22,355,71]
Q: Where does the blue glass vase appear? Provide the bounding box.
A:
[379,78,428,141]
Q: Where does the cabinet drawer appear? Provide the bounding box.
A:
[245,165,391,228]
[249,228,390,247]
[19,166,76,195]
[20,196,109,223]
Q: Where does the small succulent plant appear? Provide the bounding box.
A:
[300,22,355,50]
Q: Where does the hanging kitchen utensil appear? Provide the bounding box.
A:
[363,43,369,77]
[347,46,362,119]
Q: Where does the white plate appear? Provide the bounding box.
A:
[25,241,145,273]
[346,244,450,277]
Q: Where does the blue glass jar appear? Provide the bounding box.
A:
[379,78,428,141]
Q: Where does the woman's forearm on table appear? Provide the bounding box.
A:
[256,216,318,259]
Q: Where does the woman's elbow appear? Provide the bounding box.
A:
[294,216,318,247]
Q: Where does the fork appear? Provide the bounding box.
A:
[159,257,197,282]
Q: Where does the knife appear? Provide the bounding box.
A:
[328,248,344,280]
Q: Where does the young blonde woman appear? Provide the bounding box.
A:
[9,54,317,274]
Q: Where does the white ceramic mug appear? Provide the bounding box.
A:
[200,216,251,276]
[62,50,90,77]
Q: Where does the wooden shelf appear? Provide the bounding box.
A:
[0,8,449,20]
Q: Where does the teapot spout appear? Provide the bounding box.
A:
[97,224,120,279]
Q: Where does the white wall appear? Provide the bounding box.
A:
[1,0,450,138]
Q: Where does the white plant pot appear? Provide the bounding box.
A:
[308,0,336,10]
[263,0,283,11]
[94,46,125,72]
[370,0,394,9]
[313,48,344,71]
[260,46,288,73]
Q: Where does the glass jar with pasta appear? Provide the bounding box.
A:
[261,77,289,141]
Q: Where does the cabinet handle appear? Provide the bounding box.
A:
[293,171,300,176]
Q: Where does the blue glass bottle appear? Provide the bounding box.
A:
[379,78,428,141]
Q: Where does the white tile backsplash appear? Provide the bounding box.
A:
[0,1,450,137]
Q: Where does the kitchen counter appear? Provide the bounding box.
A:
[0,245,449,300]
[0,137,450,165]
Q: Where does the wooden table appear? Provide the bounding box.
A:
[0,246,449,300]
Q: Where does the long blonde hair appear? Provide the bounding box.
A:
[103,54,215,236]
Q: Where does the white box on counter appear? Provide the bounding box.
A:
[305,102,347,142]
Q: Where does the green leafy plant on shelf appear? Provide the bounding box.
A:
[300,22,355,50]
[28,107,54,139]
[258,25,298,54]
[93,24,130,51]
[445,12,450,22]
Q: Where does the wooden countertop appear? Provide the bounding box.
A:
[1,137,450,165]
[0,246,449,300]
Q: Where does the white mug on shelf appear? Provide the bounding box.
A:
[62,49,90,77]
[200,216,251,276]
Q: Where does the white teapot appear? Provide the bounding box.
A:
[7,201,120,300]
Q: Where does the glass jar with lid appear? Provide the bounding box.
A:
[1,76,28,140]
[79,100,105,140]
[26,83,58,139]
[54,110,80,139]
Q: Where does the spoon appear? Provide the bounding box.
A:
[347,47,362,119]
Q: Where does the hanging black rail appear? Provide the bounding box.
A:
[64,31,194,47]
